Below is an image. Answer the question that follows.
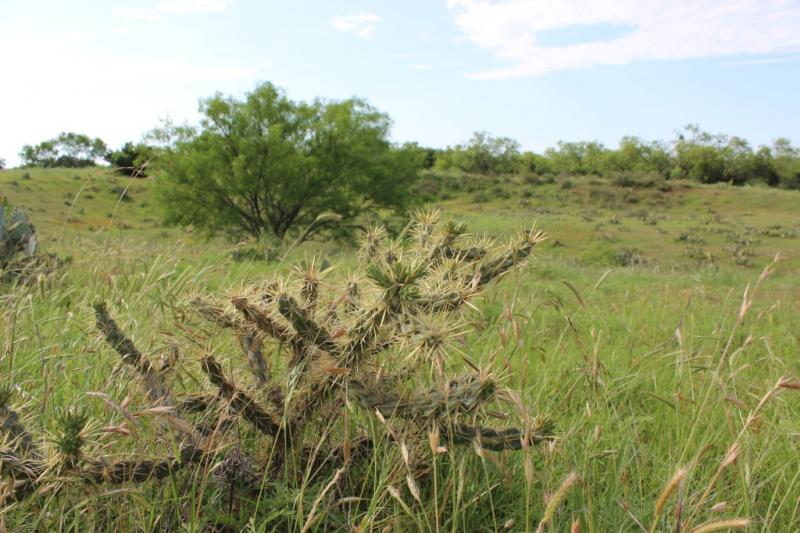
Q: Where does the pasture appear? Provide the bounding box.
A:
[1,167,799,531]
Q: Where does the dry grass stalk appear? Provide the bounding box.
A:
[650,467,688,532]
[536,471,580,532]
[689,518,751,533]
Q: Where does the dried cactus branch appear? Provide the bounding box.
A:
[349,375,496,421]
[1,445,211,504]
[0,403,39,459]
[93,302,173,406]
[0,450,43,503]
[476,228,546,286]
[441,423,554,451]
[343,307,392,366]
[190,297,241,330]
[193,298,286,403]
[81,444,207,484]
[232,296,309,367]
[179,393,218,413]
[239,332,269,384]
[349,377,553,451]
[277,294,341,357]
[232,297,293,344]
[200,356,281,437]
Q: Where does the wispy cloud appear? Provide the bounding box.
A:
[447,0,800,79]
[331,13,381,39]
[722,55,800,67]
[114,0,234,22]
[411,64,432,70]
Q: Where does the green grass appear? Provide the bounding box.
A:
[1,168,799,531]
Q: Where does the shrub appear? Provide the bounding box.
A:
[614,247,646,267]
[610,170,663,189]
[105,142,154,177]
[109,185,134,203]
[472,191,489,203]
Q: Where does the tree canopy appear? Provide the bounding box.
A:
[154,82,422,241]
[435,132,521,174]
[431,125,800,189]
[105,142,155,177]
[20,132,108,168]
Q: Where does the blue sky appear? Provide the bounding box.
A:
[1,0,799,167]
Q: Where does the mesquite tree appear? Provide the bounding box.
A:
[153,82,422,241]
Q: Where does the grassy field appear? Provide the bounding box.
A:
[1,168,799,531]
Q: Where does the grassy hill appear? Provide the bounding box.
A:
[3,167,799,271]
[1,168,799,531]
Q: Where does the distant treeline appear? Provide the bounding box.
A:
[11,124,800,190]
[16,133,153,177]
[416,125,800,189]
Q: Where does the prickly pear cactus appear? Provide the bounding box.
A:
[0,195,59,284]
[3,207,37,257]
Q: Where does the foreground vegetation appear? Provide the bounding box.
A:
[1,167,799,531]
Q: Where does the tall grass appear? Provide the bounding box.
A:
[0,204,798,530]
[0,223,800,531]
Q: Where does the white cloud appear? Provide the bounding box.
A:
[447,0,800,79]
[114,0,234,22]
[411,64,433,70]
[332,13,381,39]
[722,55,800,67]
[0,31,259,167]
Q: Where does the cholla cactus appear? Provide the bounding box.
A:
[0,210,551,507]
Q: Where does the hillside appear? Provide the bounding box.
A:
[1,167,800,530]
[3,167,799,272]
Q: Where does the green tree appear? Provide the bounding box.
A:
[0,158,5,170]
[519,151,552,174]
[604,136,672,176]
[153,82,422,241]
[400,142,437,169]
[772,138,800,189]
[544,141,609,175]
[673,126,726,183]
[436,132,520,174]
[20,132,108,168]
[719,137,778,186]
[105,142,155,177]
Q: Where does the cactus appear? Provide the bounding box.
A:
[94,302,174,406]
[0,199,37,260]
[0,210,552,509]
[0,197,62,284]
